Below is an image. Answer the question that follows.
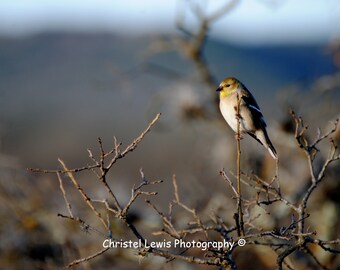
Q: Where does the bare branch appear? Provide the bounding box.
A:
[28,164,100,174]
[31,108,339,270]
[304,246,329,270]
[235,93,244,236]
[106,113,161,170]
[57,172,73,218]
[65,247,110,269]
[311,239,340,253]
[58,159,109,230]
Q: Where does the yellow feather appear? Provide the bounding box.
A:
[219,88,234,99]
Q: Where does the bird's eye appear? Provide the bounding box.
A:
[225,84,231,87]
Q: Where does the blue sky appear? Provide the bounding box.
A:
[0,0,339,45]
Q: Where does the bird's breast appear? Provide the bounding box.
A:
[219,96,239,132]
[219,94,256,134]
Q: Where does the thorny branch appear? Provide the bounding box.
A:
[31,110,339,269]
[220,111,339,269]
[291,110,340,235]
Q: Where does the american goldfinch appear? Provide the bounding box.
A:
[216,77,277,159]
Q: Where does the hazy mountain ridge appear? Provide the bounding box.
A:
[0,32,335,166]
[0,32,333,86]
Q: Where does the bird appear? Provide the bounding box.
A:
[216,77,277,159]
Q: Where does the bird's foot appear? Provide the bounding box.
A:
[235,133,243,140]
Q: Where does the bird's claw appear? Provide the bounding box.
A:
[235,133,243,140]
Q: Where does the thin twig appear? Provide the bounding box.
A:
[220,170,238,197]
[28,164,100,174]
[58,159,108,230]
[57,172,73,218]
[106,113,161,170]
[304,246,329,270]
[171,175,208,239]
[64,247,110,269]
[236,93,244,236]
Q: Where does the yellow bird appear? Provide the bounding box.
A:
[216,77,277,159]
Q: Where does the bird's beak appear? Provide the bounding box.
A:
[216,86,222,92]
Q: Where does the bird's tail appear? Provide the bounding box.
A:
[255,129,278,159]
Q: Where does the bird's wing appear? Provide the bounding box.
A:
[240,87,267,129]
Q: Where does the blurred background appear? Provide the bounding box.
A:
[0,0,339,269]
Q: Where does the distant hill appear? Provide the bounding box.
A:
[0,32,336,169]
[0,32,334,93]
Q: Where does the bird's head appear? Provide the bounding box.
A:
[216,77,239,98]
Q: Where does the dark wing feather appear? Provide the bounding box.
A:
[247,131,264,145]
[240,86,266,129]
